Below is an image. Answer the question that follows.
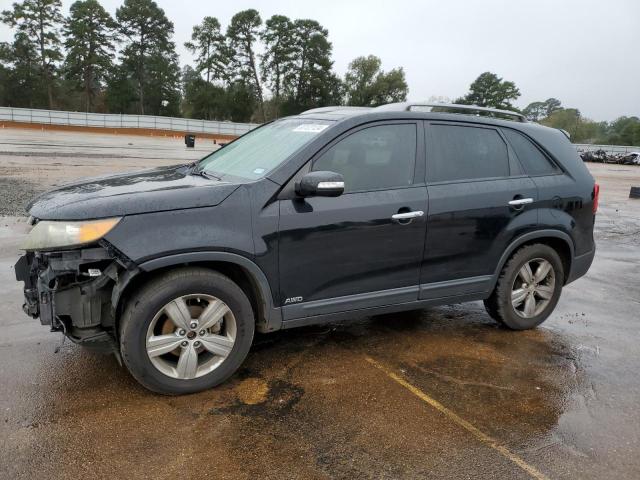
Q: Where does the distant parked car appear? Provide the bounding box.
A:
[580,150,640,165]
[626,152,640,165]
[15,102,598,394]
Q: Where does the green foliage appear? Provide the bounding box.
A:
[114,0,180,115]
[606,116,640,145]
[279,19,341,116]
[184,16,230,84]
[181,66,255,122]
[105,64,138,113]
[523,98,562,121]
[456,72,520,110]
[522,102,545,122]
[2,3,637,142]
[260,15,296,113]
[1,0,64,108]
[344,55,408,107]
[227,9,264,121]
[543,98,562,117]
[0,3,394,122]
[63,0,116,111]
[540,108,608,143]
[0,33,47,107]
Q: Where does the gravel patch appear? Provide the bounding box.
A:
[0,177,45,216]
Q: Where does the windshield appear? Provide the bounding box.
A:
[197,118,334,180]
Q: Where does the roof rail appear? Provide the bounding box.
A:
[375,102,527,122]
[300,106,372,115]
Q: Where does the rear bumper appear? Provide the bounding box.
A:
[566,247,596,284]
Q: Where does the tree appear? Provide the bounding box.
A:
[456,72,520,110]
[540,108,607,143]
[0,33,45,107]
[63,0,116,112]
[184,16,229,84]
[0,43,9,105]
[116,0,180,115]
[260,14,296,116]
[1,0,64,109]
[542,98,562,117]
[223,81,256,122]
[227,9,264,121]
[144,48,181,116]
[344,55,408,106]
[522,101,546,122]
[606,116,640,146]
[524,97,563,121]
[105,64,137,113]
[279,19,343,115]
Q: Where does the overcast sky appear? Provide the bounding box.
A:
[1,0,638,121]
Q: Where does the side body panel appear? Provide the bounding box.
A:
[421,178,538,287]
[420,122,538,293]
[529,168,595,258]
[104,186,255,264]
[278,186,428,318]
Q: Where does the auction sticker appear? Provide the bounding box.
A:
[293,124,329,133]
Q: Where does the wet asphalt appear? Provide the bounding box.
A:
[0,129,639,479]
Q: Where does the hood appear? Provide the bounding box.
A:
[28,164,241,220]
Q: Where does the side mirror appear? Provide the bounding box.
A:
[296,171,344,197]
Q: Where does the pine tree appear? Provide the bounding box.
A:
[344,55,407,107]
[227,9,265,121]
[260,15,296,115]
[184,16,230,84]
[0,33,45,107]
[116,0,180,115]
[1,0,64,109]
[281,19,342,114]
[63,0,116,111]
[456,72,521,111]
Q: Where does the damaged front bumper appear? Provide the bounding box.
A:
[15,245,132,352]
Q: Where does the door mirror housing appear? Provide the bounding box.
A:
[296,171,344,197]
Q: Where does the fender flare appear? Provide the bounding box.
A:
[491,229,575,289]
[113,252,282,332]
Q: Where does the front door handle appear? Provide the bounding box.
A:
[391,210,424,222]
[508,198,533,207]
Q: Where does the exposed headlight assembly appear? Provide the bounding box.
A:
[21,218,122,251]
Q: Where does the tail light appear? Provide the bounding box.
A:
[592,183,600,214]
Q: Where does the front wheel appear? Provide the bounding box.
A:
[484,244,564,330]
[120,267,255,395]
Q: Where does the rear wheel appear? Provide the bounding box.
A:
[484,244,564,330]
[120,267,254,394]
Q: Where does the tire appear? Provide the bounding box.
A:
[120,267,255,395]
[484,244,564,330]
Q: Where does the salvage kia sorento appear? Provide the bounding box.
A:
[15,103,598,394]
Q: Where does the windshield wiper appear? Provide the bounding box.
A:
[190,164,221,181]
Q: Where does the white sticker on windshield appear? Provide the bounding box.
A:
[253,168,266,174]
[293,124,328,133]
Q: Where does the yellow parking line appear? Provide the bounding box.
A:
[364,355,550,480]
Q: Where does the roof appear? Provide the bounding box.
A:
[298,102,527,123]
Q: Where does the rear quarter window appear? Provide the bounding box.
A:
[502,129,560,176]
[428,124,509,182]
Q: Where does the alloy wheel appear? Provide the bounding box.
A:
[145,294,236,380]
[510,258,556,318]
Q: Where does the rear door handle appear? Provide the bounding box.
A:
[391,211,424,221]
[508,198,533,207]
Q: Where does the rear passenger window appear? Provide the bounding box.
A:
[312,124,416,192]
[429,125,509,182]
[502,129,560,176]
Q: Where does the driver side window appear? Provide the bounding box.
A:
[312,124,417,193]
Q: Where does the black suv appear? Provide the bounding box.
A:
[15,103,598,394]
